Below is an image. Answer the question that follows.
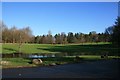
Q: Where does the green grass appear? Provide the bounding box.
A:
[0,43,2,53]
[1,58,36,68]
[2,43,120,56]
[1,43,120,68]
[2,43,55,54]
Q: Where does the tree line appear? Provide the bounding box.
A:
[1,17,120,47]
[1,23,32,43]
[33,31,111,44]
[1,25,110,44]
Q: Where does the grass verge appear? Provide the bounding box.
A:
[1,55,120,69]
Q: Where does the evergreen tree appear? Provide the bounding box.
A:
[112,17,120,47]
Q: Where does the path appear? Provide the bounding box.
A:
[2,59,120,79]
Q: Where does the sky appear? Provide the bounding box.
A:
[0,2,1,19]
[1,2,118,36]
[1,0,120,2]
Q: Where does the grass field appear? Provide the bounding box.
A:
[1,42,120,56]
[1,43,120,68]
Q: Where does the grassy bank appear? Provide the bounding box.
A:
[1,58,36,68]
[1,55,120,68]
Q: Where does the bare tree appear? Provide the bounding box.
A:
[10,26,17,43]
[47,30,53,44]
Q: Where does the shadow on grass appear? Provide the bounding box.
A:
[3,48,18,53]
[37,44,120,56]
[41,57,78,61]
